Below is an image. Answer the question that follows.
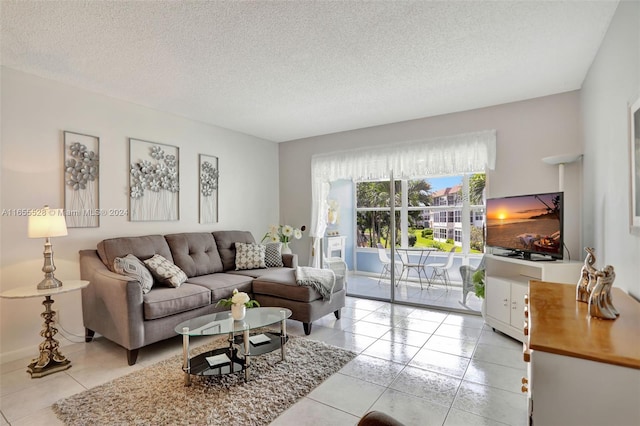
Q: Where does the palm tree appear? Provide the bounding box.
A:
[469,174,486,205]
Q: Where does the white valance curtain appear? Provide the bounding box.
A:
[309,130,497,267]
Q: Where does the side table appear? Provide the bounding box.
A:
[0,280,89,378]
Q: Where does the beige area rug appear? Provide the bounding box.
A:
[53,334,356,425]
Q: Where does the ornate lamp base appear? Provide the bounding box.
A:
[27,296,71,378]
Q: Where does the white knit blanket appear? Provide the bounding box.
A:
[295,266,335,301]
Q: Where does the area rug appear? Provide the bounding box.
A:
[53,334,356,425]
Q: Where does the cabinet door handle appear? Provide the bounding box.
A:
[523,342,531,363]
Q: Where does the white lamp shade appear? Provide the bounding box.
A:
[28,207,68,238]
[542,154,583,165]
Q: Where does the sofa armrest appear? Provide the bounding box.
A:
[282,253,298,268]
[79,250,145,350]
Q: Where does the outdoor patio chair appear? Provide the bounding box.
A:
[376,244,402,285]
[426,246,456,290]
[459,255,486,305]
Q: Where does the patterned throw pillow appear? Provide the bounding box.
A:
[114,254,154,294]
[235,242,266,270]
[143,254,188,288]
[263,242,284,267]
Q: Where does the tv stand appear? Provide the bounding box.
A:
[494,250,556,261]
[484,254,581,342]
[523,253,556,262]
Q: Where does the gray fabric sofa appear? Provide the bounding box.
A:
[79,230,345,365]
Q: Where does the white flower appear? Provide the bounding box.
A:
[262,224,306,244]
[282,225,294,237]
[231,289,250,305]
[130,185,143,198]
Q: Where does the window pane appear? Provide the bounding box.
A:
[356,181,402,207]
[355,173,486,253]
[356,210,391,248]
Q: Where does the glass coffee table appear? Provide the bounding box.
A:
[175,307,292,385]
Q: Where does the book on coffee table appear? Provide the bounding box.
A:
[205,353,231,367]
[249,334,271,346]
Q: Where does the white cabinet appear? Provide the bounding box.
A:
[486,276,528,340]
[484,254,581,342]
[509,283,528,330]
[324,236,346,260]
[525,283,640,426]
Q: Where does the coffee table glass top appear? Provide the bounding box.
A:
[174,307,292,337]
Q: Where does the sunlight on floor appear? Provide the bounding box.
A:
[346,272,483,314]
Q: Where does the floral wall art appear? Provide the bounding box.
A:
[129,138,179,221]
[199,154,219,223]
[64,131,99,228]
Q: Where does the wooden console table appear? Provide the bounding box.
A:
[0,280,89,378]
[524,281,640,425]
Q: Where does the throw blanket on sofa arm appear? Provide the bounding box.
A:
[295,266,335,301]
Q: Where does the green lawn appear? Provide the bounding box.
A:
[380,229,482,253]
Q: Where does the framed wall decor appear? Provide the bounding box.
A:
[64,131,100,228]
[630,96,640,234]
[199,154,219,223]
[129,138,179,221]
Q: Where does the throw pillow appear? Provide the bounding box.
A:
[143,254,187,288]
[114,254,154,294]
[235,242,266,270]
[263,242,284,267]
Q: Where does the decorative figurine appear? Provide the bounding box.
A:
[588,264,619,320]
[577,247,619,320]
[576,247,597,303]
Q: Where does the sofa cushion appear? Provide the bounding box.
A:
[264,242,284,267]
[144,254,188,288]
[143,284,210,320]
[212,230,256,271]
[165,233,223,277]
[252,269,344,303]
[186,273,253,303]
[235,242,266,270]
[227,267,291,279]
[113,254,154,294]
[97,235,173,273]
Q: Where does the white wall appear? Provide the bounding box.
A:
[280,91,582,267]
[581,0,640,298]
[0,68,280,362]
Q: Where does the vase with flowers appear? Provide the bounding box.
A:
[262,224,306,254]
[216,289,260,321]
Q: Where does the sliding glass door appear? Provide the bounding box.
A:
[345,173,485,313]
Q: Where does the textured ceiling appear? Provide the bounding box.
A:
[1,1,618,142]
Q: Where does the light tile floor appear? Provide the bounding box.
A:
[0,297,527,426]
[347,273,484,314]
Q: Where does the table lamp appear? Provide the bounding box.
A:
[28,205,68,289]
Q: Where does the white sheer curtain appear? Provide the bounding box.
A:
[309,130,496,267]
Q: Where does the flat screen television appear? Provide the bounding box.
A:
[485,191,564,260]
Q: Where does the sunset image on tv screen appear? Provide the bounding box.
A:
[486,193,562,256]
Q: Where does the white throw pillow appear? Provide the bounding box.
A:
[114,254,154,294]
[263,242,284,267]
[143,254,187,288]
[235,242,266,270]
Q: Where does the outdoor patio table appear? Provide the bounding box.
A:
[395,247,438,290]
